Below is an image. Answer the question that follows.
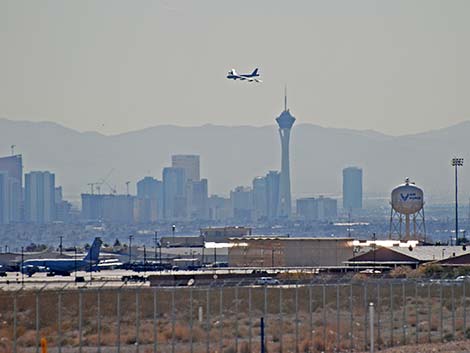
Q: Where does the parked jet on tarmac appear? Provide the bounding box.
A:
[226,68,262,82]
[22,237,102,276]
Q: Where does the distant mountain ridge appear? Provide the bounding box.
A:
[0,118,468,203]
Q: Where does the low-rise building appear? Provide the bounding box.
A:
[228,236,354,267]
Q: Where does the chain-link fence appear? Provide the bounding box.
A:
[1,279,469,352]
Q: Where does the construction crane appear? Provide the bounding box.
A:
[93,169,117,194]
[88,169,117,196]
[87,183,96,195]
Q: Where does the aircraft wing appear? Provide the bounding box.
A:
[246,78,263,83]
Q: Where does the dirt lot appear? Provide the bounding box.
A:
[362,339,470,353]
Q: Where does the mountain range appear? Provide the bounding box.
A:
[0,118,468,204]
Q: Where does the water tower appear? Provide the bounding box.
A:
[389,178,426,241]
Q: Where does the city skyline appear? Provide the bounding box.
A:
[0,116,469,203]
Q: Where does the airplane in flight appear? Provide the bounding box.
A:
[21,237,102,276]
[226,68,262,82]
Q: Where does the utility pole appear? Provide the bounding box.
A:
[21,246,24,286]
[128,235,134,265]
[154,231,158,262]
[59,236,63,255]
[452,158,464,245]
[125,181,130,196]
[10,144,15,156]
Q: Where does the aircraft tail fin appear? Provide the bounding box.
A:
[83,237,102,263]
[251,68,259,76]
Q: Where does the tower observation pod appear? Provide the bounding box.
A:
[389,178,426,241]
[275,88,296,218]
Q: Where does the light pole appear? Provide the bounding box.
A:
[74,246,77,283]
[129,234,134,265]
[21,246,24,286]
[59,236,63,255]
[154,231,158,262]
[452,158,464,245]
[172,224,176,239]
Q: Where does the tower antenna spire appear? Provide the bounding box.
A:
[284,85,287,111]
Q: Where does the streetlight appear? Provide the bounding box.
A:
[452,158,464,245]
[172,225,176,239]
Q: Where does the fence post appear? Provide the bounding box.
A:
[440,283,443,342]
[79,289,83,353]
[402,282,406,345]
[136,288,140,353]
[97,289,101,353]
[117,289,121,353]
[451,283,456,339]
[309,284,313,348]
[189,287,193,353]
[279,286,283,353]
[171,286,176,353]
[35,291,40,353]
[464,281,467,337]
[336,284,340,351]
[234,286,239,353]
[369,302,375,353]
[206,287,211,353]
[153,287,158,353]
[58,291,62,353]
[295,282,299,353]
[364,283,368,351]
[13,295,17,353]
[219,286,223,353]
[390,282,394,347]
[248,286,252,352]
[428,282,432,344]
[261,317,265,353]
[377,282,381,349]
[350,284,354,352]
[414,281,418,344]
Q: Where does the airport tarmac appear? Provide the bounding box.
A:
[0,267,324,290]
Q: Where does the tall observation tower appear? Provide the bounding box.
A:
[275,88,296,218]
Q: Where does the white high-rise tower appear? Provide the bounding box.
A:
[275,88,296,218]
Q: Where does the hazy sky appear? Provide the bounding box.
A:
[1,0,470,135]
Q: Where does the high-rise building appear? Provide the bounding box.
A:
[0,155,22,222]
[230,186,253,221]
[162,167,186,220]
[102,195,135,224]
[252,176,267,221]
[275,90,295,218]
[343,167,363,210]
[0,172,10,224]
[187,179,209,220]
[208,195,232,221]
[136,177,162,222]
[25,171,55,223]
[266,171,280,220]
[81,194,104,221]
[81,193,136,223]
[171,155,200,182]
[297,196,337,221]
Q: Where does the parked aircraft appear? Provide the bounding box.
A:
[21,237,102,276]
[226,68,262,82]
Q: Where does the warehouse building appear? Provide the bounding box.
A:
[228,237,354,267]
